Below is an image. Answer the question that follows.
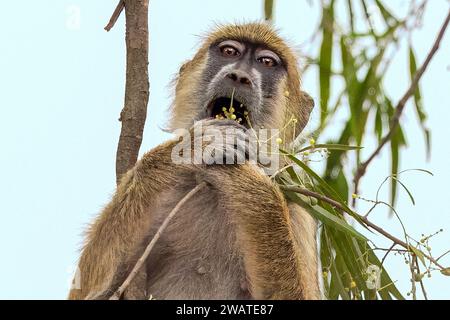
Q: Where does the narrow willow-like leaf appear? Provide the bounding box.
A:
[374,106,383,142]
[285,166,301,185]
[286,192,368,241]
[353,46,386,146]
[320,230,332,297]
[329,229,368,296]
[389,124,407,210]
[324,121,351,177]
[360,0,375,35]
[309,204,366,241]
[319,1,334,125]
[409,47,426,122]
[340,36,362,141]
[346,0,355,33]
[328,168,349,205]
[391,177,415,205]
[374,0,398,25]
[282,150,341,200]
[409,246,426,266]
[409,46,431,158]
[385,96,407,210]
[390,129,399,211]
[281,150,368,228]
[334,253,353,300]
[264,0,274,21]
[329,247,351,300]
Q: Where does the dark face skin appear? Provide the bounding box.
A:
[197,39,287,127]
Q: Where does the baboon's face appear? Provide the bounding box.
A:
[170,24,313,137]
[196,39,288,129]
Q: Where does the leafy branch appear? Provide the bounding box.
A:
[279,184,445,271]
[353,8,450,198]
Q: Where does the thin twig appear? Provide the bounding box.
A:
[104,0,125,32]
[414,256,429,300]
[279,185,445,270]
[436,249,450,262]
[373,248,407,253]
[381,243,397,266]
[353,9,450,199]
[109,182,207,300]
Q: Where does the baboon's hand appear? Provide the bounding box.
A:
[190,119,256,165]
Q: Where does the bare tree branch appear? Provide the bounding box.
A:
[110,0,150,185]
[104,0,125,32]
[110,182,207,300]
[353,9,450,199]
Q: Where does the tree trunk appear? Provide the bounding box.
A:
[115,0,149,185]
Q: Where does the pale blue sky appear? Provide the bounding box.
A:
[0,0,449,299]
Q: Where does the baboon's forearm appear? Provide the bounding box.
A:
[198,164,309,299]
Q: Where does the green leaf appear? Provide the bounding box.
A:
[390,132,399,210]
[360,0,375,35]
[409,47,426,122]
[328,239,351,300]
[319,1,334,125]
[346,0,355,33]
[281,150,367,226]
[327,168,349,204]
[302,200,368,242]
[330,259,349,299]
[374,0,398,26]
[391,177,415,205]
[409,246,426,266]
[340,36,362,141]
[329,229,368,295]
[425,129,432,160]
[409,46,431,158]
[389,123,407,210]
[282,150,340,199]
[440,268,450,276]
[264,0,274,21]
[374,106,383,142]
[285,191,367,241]
[324,121,352,177]
[320,231,332,297]
[285,166,301,185]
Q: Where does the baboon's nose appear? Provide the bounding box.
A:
[226,70,253,87]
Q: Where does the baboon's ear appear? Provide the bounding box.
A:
[298,91,315,132]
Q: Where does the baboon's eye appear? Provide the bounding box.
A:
[257,56,277,67]
[256,49,280,68]
[221,45,240,57]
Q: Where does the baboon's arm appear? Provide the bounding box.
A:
[68,140,182,300]
[198,164,320,299]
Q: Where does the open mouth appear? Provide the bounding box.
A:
[208,97,250,127]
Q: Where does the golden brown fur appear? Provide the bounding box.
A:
[69,22,319,300]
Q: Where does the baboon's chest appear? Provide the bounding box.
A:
[139,179,250,299]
